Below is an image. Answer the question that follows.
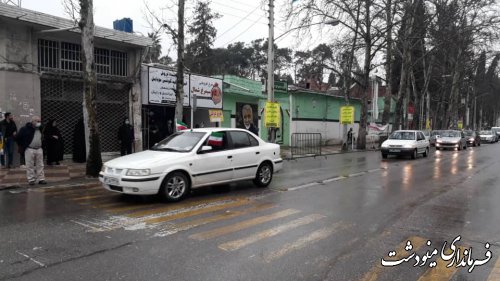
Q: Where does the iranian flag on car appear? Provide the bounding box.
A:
[208,132,223,146]
[176,121,188,130]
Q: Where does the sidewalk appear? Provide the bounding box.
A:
[0,162,91,190]
[280,144,380,159]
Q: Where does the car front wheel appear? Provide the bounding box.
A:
[411,149,417,159]
[254,162,273,187]
[161,172,190,202]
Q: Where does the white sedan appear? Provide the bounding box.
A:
[380,130,430,159]
[99,128,283,201]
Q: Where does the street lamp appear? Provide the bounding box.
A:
[266,16,340,142]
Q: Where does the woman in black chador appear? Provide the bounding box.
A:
[72,118,86,163]
[43,119,64,165]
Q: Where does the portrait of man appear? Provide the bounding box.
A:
[211,82,222,105]
[236,103,259,135]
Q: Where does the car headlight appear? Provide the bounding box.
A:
[101,165,106,173]
[126,169,151,176]
[436,139,443,143]
[381,143,388,148]
[469,138,475,141]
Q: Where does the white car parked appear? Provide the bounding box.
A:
[99,128,283,201]
[380,130,430,159]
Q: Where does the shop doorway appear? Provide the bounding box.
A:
[142,105,175,149]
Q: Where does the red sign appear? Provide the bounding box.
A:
[407,102,415,114]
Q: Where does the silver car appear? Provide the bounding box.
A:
[435,130,467,150]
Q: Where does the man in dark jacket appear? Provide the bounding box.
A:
[0,112,17,168]
[16,116,46,185]
[118,118,134,156]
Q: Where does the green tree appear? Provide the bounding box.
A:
[185,0,221,75]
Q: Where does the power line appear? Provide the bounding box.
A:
[216,5,264,40]
[211,0,262,12]
[217,14,266,48]
[220,12,267,25]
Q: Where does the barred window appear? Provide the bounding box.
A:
[37,40,128,77]
[38,39,59,70]
[61,42,82,72]
[110,50,128,76]
[95,48,110,74]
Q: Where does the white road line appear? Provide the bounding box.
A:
[348,171,367,177]
[322,176,348,183]
[16,251,45,267]
[287,182,320,191]
[219,214,325,251]
[263,224,340,262]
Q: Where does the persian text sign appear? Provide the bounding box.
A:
[209,110,224,122]
[265,102,281,128]
[148,67,189,106]
[189,75,223,109]
[340,106,355,124]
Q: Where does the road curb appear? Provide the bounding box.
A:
[282,148,380,161]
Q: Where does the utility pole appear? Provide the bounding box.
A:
[267,0,275,143]
[465,87,470,129]
[175,0,185,129]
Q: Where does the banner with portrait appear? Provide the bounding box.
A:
[189,75,223,109]
[236,103,259,135]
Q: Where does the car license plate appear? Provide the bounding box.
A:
[104,176,119,185]
[389,149,401,152]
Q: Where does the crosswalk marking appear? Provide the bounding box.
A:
[70,194,115,201]
[43,185,101,194]
[154,203,276,237]
[124,195,243,217]
[417,246,466,281]
[219,213,325,251]
[189,209,300,241]
[487,257,500,281]
[360,236,427,281]
[263,224,339,263]
[145,200,252,225]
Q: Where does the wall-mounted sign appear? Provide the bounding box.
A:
[148,67,189,106]
[190,75,223,109]
[265,102,281,128]
[209,109,224,122]
[340,106,355,124]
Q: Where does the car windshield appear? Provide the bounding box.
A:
[151,131,206,152]
[388,131,415,140]
[423,131,430,136]
[431,131,442,136]
[464,131,474,136]
[440,131,460,138]
[480,130,492,135]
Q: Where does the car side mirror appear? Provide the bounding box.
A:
[199,145,212,153]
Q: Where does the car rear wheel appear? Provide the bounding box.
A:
[161,172,190,202]
[423,147,429,157]
[254,162,273,187]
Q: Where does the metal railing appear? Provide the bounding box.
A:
[291,133,322,158]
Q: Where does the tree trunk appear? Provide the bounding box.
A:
[381,0,393,125]
[79,0,102,177]
[175,0,186,126]
[356,0,372,150]
[447,49,463,129]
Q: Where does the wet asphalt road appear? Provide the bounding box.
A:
[1,143,500,281]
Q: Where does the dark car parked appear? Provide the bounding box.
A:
[464,130,481,147]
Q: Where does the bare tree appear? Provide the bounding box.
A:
[287,0,387,149]
[79,0,102,176]
[144,0,185,124]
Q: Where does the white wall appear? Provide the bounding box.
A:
[292,120,360,145]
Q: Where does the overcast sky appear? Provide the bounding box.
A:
[18,0,332,60]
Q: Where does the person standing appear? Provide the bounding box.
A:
[118,118,134,156]
[0,112,17,168]
[43,119,63,165]
[16,116,46,185]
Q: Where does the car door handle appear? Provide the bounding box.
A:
[227,156,232,159]
[255,152,260,155]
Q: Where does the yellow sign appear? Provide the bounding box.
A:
[458,120,463,129]
[340,106,355,124]
[208,110,224,122]
[426,119,431,130]
[265,102,281,128]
